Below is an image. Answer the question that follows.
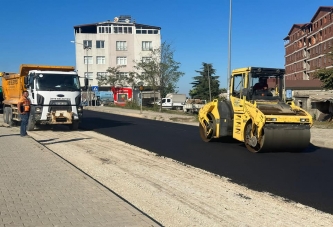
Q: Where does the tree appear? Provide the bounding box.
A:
[189,63,220,101]
[314,51,333,90]
[96,65,125,87]
[219,88,227,93]
[158,42,184,98]
[134,41,184,111]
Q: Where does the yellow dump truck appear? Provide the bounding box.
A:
[1,64,86,130]
[198,67,313,153]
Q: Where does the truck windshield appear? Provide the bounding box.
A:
[36,74,80,91]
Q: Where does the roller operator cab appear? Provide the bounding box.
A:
[198,67,313,153]
[1,64,84,131]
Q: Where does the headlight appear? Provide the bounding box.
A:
[300,118,309,122]
[266,118,277,121]
[77,106,83,112]
[35,107,42,113]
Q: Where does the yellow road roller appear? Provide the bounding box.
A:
[198,67,313,153]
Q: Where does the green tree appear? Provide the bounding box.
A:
[96,65,125,87]
[314,51,333,90]
[219,88,227,93]
[134,41,184,111]
[189,63,220,101]
[158,42,184,98]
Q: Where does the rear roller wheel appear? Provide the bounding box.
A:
[244,122,264,153]
[199,113,216,142]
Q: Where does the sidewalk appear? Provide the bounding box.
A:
[85,106,333,150]
[0,125,161,227]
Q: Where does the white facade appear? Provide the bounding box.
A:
[72,16,161,90]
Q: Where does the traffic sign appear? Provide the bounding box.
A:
[92,86,99,92]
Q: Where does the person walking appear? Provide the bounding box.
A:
[17,91,31,137]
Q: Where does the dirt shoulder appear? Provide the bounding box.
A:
[23,108,333,227]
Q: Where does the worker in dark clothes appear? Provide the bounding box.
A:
[253,77,268,91]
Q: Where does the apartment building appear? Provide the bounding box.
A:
[283,6,333,81]
[72,15,161,91]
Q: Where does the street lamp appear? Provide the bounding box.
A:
[71,40,91,106]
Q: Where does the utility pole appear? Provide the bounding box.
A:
[227,0,232,100]
[71,40,91,106]
[84,45,91,106]
[207,64,211,102]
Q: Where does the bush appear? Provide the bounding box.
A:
[124,100,140,109]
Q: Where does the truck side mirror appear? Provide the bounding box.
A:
[24,77,29,88]
[84,78,88,90]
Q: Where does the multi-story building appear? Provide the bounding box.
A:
[283,6,333,81]
[72,15,161,91]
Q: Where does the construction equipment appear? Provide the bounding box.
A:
[198,67,313,153]
[1,64,86,130]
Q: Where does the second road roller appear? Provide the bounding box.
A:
[198,67,313,153]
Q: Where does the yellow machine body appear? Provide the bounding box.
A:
[198,67,313,153]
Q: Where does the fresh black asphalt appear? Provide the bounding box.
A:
[81,110,333,215]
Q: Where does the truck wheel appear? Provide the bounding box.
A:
[27,115,36,131]
[8,108,16,127]
[69,121,79,130]
[3,107,9,124]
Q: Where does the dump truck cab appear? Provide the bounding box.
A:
[25,69,83,128]
[2,64,84,130]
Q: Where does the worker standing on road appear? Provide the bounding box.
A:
[17,91,31,137]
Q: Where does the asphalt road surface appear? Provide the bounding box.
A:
[81,110,333,215]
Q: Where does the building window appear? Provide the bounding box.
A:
[83,40,92,48]
[116,72,128,80]
[142,41,152,51]
[114,26,133,34]
[84,56,93,64]
[97,72,108,80]
[96,56,105,64]
[116,41,127,51]
[96,40,105,48]
[142,57,152,63]
[98,26,111,34]
[84,72,94,80]
[117,57,127,65]
[136,29,159,34]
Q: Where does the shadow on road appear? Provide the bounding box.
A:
[215,138,320,154]
[37,137,91,145]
